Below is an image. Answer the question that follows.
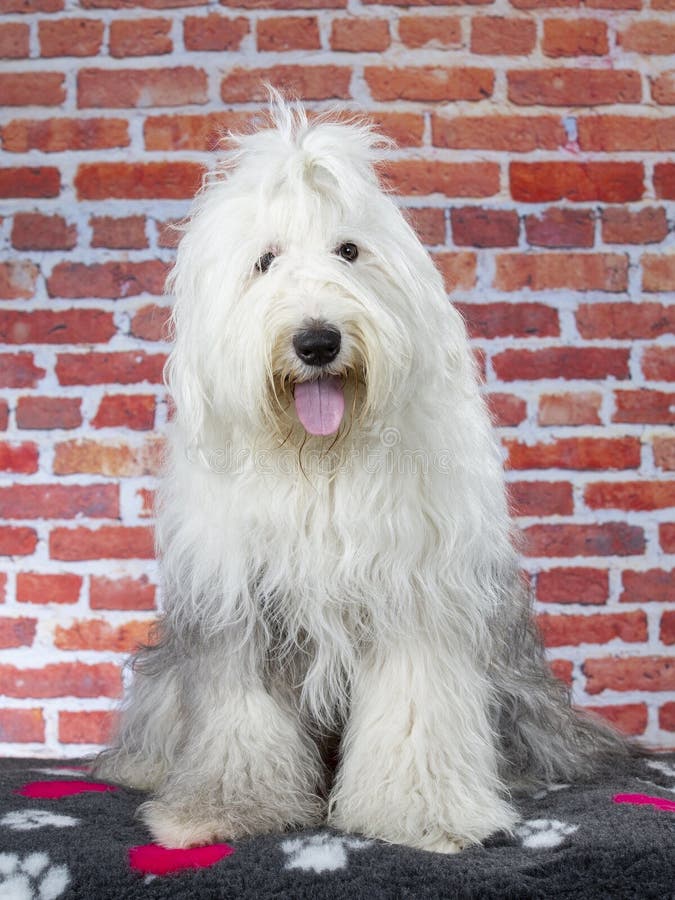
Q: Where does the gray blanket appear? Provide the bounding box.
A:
[0,754,673,899]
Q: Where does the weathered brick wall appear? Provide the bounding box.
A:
[0,0,673,756]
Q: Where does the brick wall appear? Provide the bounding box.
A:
[1,0,674,757]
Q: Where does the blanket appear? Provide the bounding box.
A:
[0,754,673,899]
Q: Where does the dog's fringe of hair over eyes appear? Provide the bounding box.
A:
[95,96,636,854]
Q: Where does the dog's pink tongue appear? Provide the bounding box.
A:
[293,376,345,436]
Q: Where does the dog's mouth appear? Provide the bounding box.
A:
[293,375,345,436]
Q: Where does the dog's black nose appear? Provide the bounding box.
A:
[293,326,341,367]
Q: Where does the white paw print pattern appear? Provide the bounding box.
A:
[0,852,69,900]
[515,818,578,850]
[1,810,80,832]
[281,834,371,873]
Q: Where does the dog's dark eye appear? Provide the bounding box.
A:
[256,251,276,274]
[337,242,358,263]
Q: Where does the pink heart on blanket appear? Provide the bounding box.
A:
[613,793,675,812]
[16,780,118,799]
[129,842,235,875]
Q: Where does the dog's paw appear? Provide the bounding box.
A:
[140,800,230,849]
[419,835,467,854]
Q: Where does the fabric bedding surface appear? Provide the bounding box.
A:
[0,754,673,899]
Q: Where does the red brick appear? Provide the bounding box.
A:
[257,16,320,50]
[330,18,390,51]
[538,610,647,648]
[0,0,64,9]
[508,68,641,106]
[0,617,36,649]
[221,0,344,5]
[221,66,351,102]
[585,481,675,512]
[90,575,156,610]
[365,66,493,102]
[50,526,155,561]
[0,310,115,344]
[494,347,630,382]
[136,488,155,518]
[660,523,675,552]
[143,110,251,151]
[11,213,76,251]
[496,252,627,292]
[92,394,155,431]
[48,261,167,299]
[78,66,207,108]
[432,115,564,151]
[53,437,163,477]
[0,526,37,556]
[0,484,118,519]
[652,71,675,105]
[471,16,535,54]
[510,162,643,202]
[523,523,645,558]
[0,662,122,698]
[486,392,527,427]
[550,659,573,685]
[659,609,675,646]
[0,709,44,743]
[0,261,38,299]
[538,392,602,426]
[2,116,129,153]
[75,161,203,200]
[579,117,675,152]
[0,401,7,431]
[17,397,82,430]
[0,22,29,58]
[505,437,640,471]
[619,21,675,54]
[404,208,445,246]
[536,567,609,604]
[38,17,103,56]
[110,17,172,56]
[614,390,675,425]
[584,656,675,694]
[451,208,519,247]
[601,208,668,244]
[17,572,82,605]
[432,252,477,290]
[642,347,675,382]
[456,302,558,339]
[157,219,181,248]
[80,0,206,6]
[58,710,117,745]
[130,304,171,341]
[383,162,499,198]
[621,569,674,604]
[0,72,65,106]
[399,16,460,48]
[654,163,675,200]
[659,702,675,731]
[643,254,675,292]
[542,19,608,56]
[89,215,146,249]
[0,353,44,388]
[0,167,60,198]
[508,480,573,516]
[654,436,675,471]
[577,303,675,340]
[55,618,154,652]
[525,208,594,248]
[583,703,647,736]
[56,351,166,385]
[0,442,38,474]
[184,14,249,51]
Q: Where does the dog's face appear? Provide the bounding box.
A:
[167,109,452,450]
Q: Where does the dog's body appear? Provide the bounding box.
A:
[95,102,631,853]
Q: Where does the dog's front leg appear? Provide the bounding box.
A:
[328,638,518,853]
[140,647,324,848]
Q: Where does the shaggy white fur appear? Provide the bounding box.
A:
[94,98,630,853]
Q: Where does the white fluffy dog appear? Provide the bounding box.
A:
[95,100,629,853]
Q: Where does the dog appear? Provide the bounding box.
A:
[94,98,632,853]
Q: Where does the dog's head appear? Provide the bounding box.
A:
[167,99,460,454]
